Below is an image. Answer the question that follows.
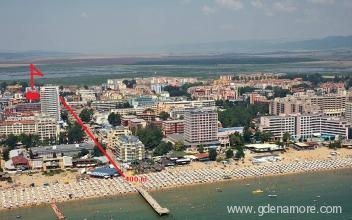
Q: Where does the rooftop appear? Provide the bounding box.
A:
[118,135,141,144]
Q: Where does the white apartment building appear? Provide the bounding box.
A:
[260,116,296,138]
[40,86,60,121]
[259,114,351,140]
[112,135,145,162]
[78,89,96,102]
[107,126,132,150]
[345,102,352,123]
[184,108,218,145]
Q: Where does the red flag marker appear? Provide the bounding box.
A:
[26,64,43,101]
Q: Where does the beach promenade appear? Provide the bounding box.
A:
[1,157,352,210]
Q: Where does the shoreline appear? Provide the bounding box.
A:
[1,156,352,212]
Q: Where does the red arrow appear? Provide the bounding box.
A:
[29,63,44,89]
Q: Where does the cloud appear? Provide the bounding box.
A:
[295,8,320,23]
[251,0,264,8]
[343,0,352,7]
[308,0,335,4]
[202,5,216,15]
[251,1,296,16]
[272,2,297,12]
[219,24,238,31]
[180,0,191,5]
[80,12,88,18]
[215,0,243,10]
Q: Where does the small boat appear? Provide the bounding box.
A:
[252,189,264,194]
[246,183,250,187]
[316,195,321,198]
[216,187,222,192]
[268,194,278,198]
[16,215,22,219]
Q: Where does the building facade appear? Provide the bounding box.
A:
[162,120,184,136]
[184,108,218,145]
[112,135,145,162]
[40,86,60,121]
[269,92,352,116]
[0,113,58,141]
[259,113,351,140]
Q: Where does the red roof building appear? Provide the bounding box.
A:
[11,156,29,167]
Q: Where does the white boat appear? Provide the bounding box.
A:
[268,194,278,198]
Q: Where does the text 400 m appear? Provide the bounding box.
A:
[125,176,148,182]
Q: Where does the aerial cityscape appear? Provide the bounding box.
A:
[1,0,352,220]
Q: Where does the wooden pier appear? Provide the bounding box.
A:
[135,186,169,216]
[51,202,65,219]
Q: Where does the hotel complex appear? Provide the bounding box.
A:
[110,135,145,162]
[40,86,61,121]
[0,113,58,141]
[259,114,351,140]
[184,108,218,146]
[269,91,352,116]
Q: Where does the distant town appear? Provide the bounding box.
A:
[1,71,352,211]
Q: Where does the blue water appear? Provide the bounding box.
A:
[1,168,352,220]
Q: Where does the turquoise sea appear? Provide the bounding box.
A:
[1,168,352,220]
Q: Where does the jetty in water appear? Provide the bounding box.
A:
[135,186,169,216]
[50,202,65,219]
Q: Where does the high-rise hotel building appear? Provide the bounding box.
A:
[40,86,60,121]
[184,108,218,146]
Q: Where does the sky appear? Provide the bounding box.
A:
[0,0,352,54]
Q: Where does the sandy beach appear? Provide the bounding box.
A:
[1,147,351,211]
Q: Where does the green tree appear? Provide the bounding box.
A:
[197,145,204,153]
[29,149,34,159]
[58,132,68,144]
[272,87,291,98]
[4,134,17,149]
[61,111,68,122]
[218,102,268,127]
[136,124,163,149]
[153,142,172,156]
[158,111,170,120]
[93,143,106,157]
[283,132,291,146]
[238,86,256,95]
[243,127,252,143]
[68,123,84,144]
[108,112,121,126]
[328,141,342,149]
[122,79,136,88]
[235,145,245,159]
[20,134,40,148]
[2,148,10,161]
[254,131,262,141]
[230,133,244,147]
[226,148,234,159]
[41,138,50,146]
[174,141,185,151]
[208,148,217,161]
[261,131,273,142]
[79,108,94,123]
